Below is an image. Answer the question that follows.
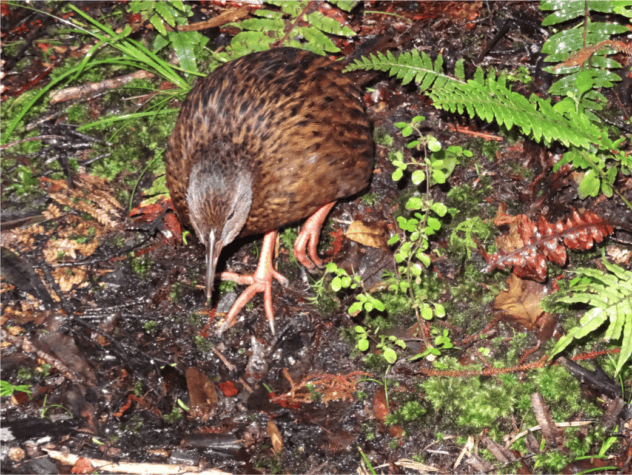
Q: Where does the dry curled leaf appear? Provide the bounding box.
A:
[43,203,63,220]
[372,385,389,421]
[267,419,283,454]
[52,266,88,292]
[345,220,391,252]
[493,274,547,330]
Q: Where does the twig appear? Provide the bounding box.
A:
[176,5,251,31]
[43,449,231,475]
[50,70,156,105]
[505,420,593,449]
[0,135,66,151]
[212,347,253,393]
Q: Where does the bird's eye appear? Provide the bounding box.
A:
[227,210,235,221]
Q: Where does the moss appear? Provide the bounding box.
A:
[162,406,183,423]
[143,321,158,334]
[504,332,533,365]
[65,102,91,125]
[445,182,494,223]
[447,264,504,328]
[422,370,518,435]
[186,312,204,327]
[373,126,394,147]
[128,253,154,280]
[363,352,390,373]
[532,366,601,420]
[252,454,284,475]
[169,282,183,303]
[419,356,603,448]
[17,367,34,382]
[194,335,213,353]
[385,399,427,426]
[360,192,379,206]
[533,450,570,473]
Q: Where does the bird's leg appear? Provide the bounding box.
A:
[219,231,288,335]
[293,201,336,269]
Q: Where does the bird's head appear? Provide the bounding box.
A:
[187,160,252,300]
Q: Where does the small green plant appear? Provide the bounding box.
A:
[325,263,385,315]
[384,117,457,325]
[409,328,454,360]
[134,380,144,397]
[0,380,32,397]
[354,326,405,364]
[193,335,213,353]
[162,405,183,423]
[128,252,154,279]
[346,47,632,214]
[40,394,73,420]
[376,334,406,364]
[358,447,378,475]
[143,321,158,334]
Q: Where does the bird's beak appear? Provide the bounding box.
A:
[205,230,222,301]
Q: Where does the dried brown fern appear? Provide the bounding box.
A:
[481,209,613,281]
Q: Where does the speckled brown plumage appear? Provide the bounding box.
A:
[165,47,374,333]
[166,47,373,235]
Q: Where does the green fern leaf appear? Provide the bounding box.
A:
[454,59,465,81]
[307,11,355,37]
[344,50,451,94]
[551,259,632,375]
[329,0,359,12]
[298,26,340,53]
[238,18,285,32]
[266,0,304,17]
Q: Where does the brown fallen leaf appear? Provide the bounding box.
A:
[345,220,391,253]
[186,367,219,421]
[267,419,283,454]
[372,385,389,421]
[493,274,547,330]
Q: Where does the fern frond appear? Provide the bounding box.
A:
[344,50,454,92]
[551,259,632,375]
[346,50,613,151]
[430,71,610,149]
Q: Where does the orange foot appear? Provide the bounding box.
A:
[219,202,336,335]
[293,202,336,269]
[218,231,288,335]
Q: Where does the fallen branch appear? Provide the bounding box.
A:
[50,70,156,105]
[44,449,231,475]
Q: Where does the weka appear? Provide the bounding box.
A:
[165,47,374,334]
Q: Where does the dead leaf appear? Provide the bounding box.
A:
[71,457,94,474]
[372,385,389,421]
[493,274,546,330]
[267,419,283,454]
[186,367,218,421]
[345,220,390,252]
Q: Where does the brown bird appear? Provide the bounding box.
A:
[165,47,374,334]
